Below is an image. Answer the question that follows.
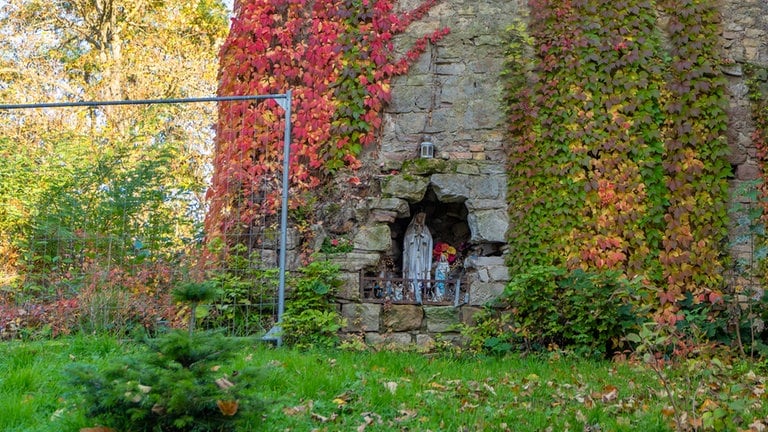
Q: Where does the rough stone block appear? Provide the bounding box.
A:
[424,306,460,333]
[475,268,491,282]
[488,265,510,282]
[456,163,481,175]
[447,152,472,159]
[365,332,413,347]
[342,303,381,332]
[460,306,484,327]
[336,272,361,301]
[371,210,397,223]
[329,252,380,272]
[415,333,435,348]
[467,209,509,243]
[465,199,505,211]
[737,162,760,181]
[353,225,392,252]
[382,304,424,332]
[469,282,505,306]
[372,197,411,218]
[431,173,472,202]
[380,174,429,203]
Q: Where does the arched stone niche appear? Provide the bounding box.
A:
[360,160,510,302]
[339,160,512,345]
[379,160,508,248]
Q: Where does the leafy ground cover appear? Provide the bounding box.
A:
[1,335,767,431]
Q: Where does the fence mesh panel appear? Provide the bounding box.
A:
[0,101,282,340]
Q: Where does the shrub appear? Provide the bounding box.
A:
[281,259,345,349]
[469,266,649,358]
[66,330,263,432]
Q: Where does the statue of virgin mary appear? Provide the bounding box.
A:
[402,212,432,304]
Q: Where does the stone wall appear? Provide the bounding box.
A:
[721,0,768,277]
[328,159,511,347]
[319,0,768,346]
[379,0,524,166]
[722,0,767,183]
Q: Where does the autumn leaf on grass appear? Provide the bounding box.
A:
[283,400,313,416]
[215,377,235,390]
[333,390,354,406]
[384,381,398,394]
[661,406,676,417]
[395,409,418,422]
[311,412,338,423]
[748,419,767,431]
[357,412,383,432]
[216,399,239,416]
[430,382,447,391]
[600,385,619,403]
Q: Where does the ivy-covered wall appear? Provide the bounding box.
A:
[213,0,768,344]
[367,0,768,328]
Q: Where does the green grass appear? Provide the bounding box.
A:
[1,336,766,431]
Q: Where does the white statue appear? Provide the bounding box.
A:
[434,255,449,301]
[402,212,432,303]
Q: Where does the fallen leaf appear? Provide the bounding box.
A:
[601,385,619,403]
[283,401,313,416]
[356,415,373,432]
[215,377,235,390]
[430,382,447,391]
[395,409,417,422]
[699,398,719,412]
[749,419,767,432]
[311,412,337,423]
[384,381,398,394]
[216,399,239,416]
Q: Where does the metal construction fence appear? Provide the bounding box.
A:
[0,94,291,341]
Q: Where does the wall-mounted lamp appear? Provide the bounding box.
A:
[420,136,434,159]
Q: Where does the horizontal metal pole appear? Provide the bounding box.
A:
[0,94,288,110]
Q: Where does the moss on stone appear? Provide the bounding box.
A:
[401,157,450,176]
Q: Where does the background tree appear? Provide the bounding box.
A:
[0,0,229,300]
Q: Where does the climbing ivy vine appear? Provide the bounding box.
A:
[205,0,448,243]
[506,0,729,322]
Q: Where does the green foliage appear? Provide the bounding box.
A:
[281,259,345,349]
[8,336,768,431]
[199,242,279,335]
[460,307,516,356]
[65,330,262,432]
[471,266,648,358]
[319,236,353,254]
[0,0,226,295]
[173,281,219,305]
